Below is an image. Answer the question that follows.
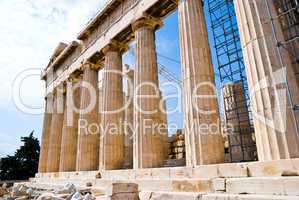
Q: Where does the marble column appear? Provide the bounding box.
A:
[46,85,65,172]
[178,0,224,166]
[234,0,299,161]
[77,62,100,171]
[133,17,165,169]
[59,75,82,172]
[160,98,169,160]
[123,68,134,169]
[38,93,53,173]
[99,42,125,170]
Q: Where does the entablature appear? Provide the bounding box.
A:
[44,0,178,95]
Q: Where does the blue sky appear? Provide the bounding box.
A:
[0,0,220,157]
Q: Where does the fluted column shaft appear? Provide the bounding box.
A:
[77,63,100,171]
[99,42,125,170]
[178,0,224,166]
[234,0,299,161]
[124,68,134,169]
[38,93,53,173]
[133,17,165,169]
[161,99,169,160]
[59,78,82,172]
[46,86,65,172]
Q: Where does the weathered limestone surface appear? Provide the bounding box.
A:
[247,159,299,177]
[178,0,224,166]
[59,79,82,172]
[38,93,53,173]
[106,183,139,200]
[234,0,299,161]
[226,177,299,196]
[47,86,65,172]
[139,192,299,200]
[77,63,100,171]
[29,159,299,199]
[133,17,165,169]
[139,191,200,200]
[100,42,125,170]
[35,159,299,180]
[202,194,299,200]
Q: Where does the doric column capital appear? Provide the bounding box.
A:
[80,60,99,71]
[102,40,128,55]
[68,71,83,84]
[132,15,163,32]
[53,83,66,96]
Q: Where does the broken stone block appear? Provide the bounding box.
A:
[2,183,8,189]
[55,183,76,194]
[112,183,138,194]
[26,188,33,197]
[15,196,30,200]
[282,170,299,177]
[12,184,28,197]
[111,193,139,200]
[0,187,8,197]
[36,193,65,200]
[84,193,95,200]
[71,192,83,200]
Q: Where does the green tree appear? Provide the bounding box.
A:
[0,131,40,180]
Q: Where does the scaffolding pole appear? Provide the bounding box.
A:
[266,0,299,136]
[207,0,257,162]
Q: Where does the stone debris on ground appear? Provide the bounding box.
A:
[0,183,9,197]
[54,183,76,195]
[0,183,102,200]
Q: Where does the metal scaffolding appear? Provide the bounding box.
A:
[207,0,257,162]
[265,0,299,136]
[274,0,299,71]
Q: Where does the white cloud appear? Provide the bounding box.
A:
[0,0,108,111]
[0,0,109,154]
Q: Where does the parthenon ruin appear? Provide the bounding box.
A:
[30,0,299,199]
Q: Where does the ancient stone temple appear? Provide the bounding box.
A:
[30,0,299,199]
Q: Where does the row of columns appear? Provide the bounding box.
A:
[39,0,226,173]
[38,0,299,172]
